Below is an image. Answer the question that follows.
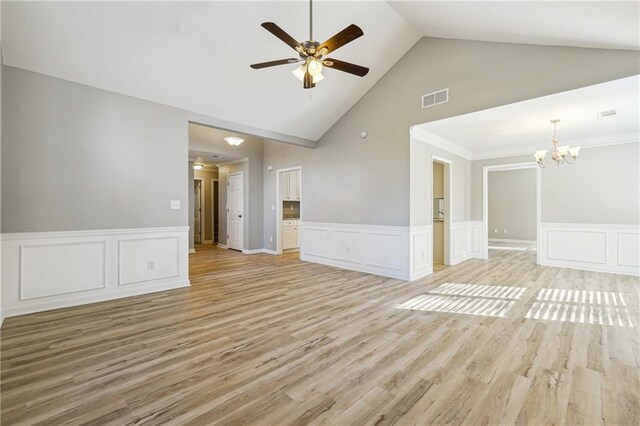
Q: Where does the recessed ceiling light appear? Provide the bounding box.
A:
[193,164,203,170]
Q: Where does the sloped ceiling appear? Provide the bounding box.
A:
[3,1,638,145]
[389,1,640,51]
[1,1,420,142]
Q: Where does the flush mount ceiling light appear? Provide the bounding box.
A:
[533,119,580,168]
[224,135,244,146]
[250,0,369,89]
[193,164,203,170]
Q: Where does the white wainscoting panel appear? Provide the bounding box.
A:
[1,227,190,318]
[20,241,106,300]
[301,222,410,280]
[451,221,484,265]
[119,236,180,285]
[410,225,432,280]
[539,223,639,276]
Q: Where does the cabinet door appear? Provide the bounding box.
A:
[296,226,300,247]
[280,171,289,201]
[289,170,300,201]
[283,227,296,249]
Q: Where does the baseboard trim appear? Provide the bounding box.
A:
[410,268,433,281]
[262,249,278,255]
[202,240,213,245]
[489,238,536,244]
[217,244,228,249]
[189,248,196,254]
[2,279,191,318]
[301,254,409,281]
[242,248,267,255]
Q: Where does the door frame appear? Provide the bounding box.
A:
[226,171,244,251]
[276,166,302,255]
[194,177,205,244]
[482,162,540,262]
[432,155,452,266]
[211,178,219,244]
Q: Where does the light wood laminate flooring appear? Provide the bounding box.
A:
[1,242,638,425]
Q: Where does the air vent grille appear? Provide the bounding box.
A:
[598,109,618,119]
[422,88,449,109]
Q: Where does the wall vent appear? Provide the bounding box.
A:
[598,109,618,119]
[422,88,449,109]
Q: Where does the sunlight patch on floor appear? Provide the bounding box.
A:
[525,288,635,327]
[398,283,527,318]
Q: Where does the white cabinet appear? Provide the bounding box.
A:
[283,225,297,249]
[283,219,301,250]
[281,170,300,201]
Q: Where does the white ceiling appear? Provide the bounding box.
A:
[389,1,640,51]
[189,149,240,169]
[1,1,419,142]
[414,75,640,160]
[2,1,637,145]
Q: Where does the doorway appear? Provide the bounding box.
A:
[483,162,540,263]
[227,171,244,251]
[276,166,302,255]
[194,178,204,244]
[432,156,451,268]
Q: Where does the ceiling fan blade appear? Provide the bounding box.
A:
[261,22,304,53]
[323,58,369,77]
[250,58,301,69]
[317,24,364,55]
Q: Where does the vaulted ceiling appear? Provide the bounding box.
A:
[2,1,638,143]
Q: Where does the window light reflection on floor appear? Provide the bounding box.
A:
[525,288,635,327]
[398,283,527,318]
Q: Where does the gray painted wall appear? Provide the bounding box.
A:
[471,143,640,225]
[2,66,189,232]
[488,169,537,240]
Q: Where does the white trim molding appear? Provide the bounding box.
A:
[451,221,484,265]
[539,223,640,276]
[300,222,411,280]
[1,226,190,318]
[410,225,433,280]
[411,126,474,160]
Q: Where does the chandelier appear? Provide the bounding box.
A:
[534,119,580,167]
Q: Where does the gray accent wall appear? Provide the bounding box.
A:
[488,169,537,240]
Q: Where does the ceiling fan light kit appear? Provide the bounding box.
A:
[250,0,369,89]
[533,119,581,168]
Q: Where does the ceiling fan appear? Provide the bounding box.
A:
[250,0,369,89]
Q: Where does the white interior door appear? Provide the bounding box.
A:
[227,172,244,251]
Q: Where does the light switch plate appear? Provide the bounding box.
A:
[171,200,181,210]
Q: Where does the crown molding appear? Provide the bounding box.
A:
[410,126,474,160]
[474,134,640,160]
[410,125,639,162]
